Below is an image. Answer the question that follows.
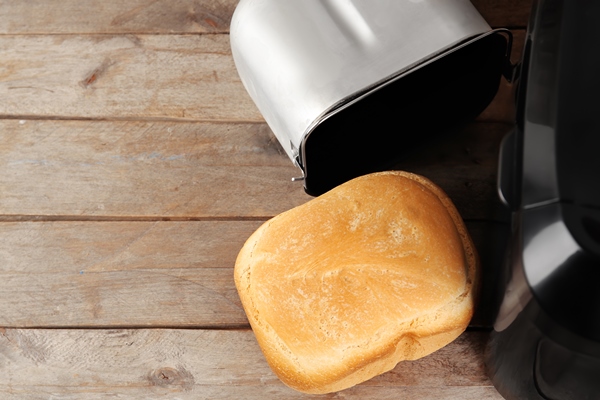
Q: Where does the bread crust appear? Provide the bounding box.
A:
[234,171,480,394]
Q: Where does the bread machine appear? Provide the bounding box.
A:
[485,1,600,399]
[230,0,513,195]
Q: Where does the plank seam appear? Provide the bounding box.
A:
[0,215,273,222]
[0,325,252,330]
[0,115,265,124]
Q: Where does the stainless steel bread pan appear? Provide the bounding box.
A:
[231,0,512,195]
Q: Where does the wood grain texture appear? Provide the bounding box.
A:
[475,0,532,28]
[0,32,523,122]
[0,120,309,218]
[0,328,501,398]
[0,120,510,220]
[0,0,236,34]
[0,34,261,121]
[0,220,258,327]
[0,220,503,327]
[0,0,531,35]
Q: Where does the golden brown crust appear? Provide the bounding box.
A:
[234,171,480,394]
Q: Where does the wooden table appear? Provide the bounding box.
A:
[0,1,530,398]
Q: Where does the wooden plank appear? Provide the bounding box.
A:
[0,0,236,35]
[0,220,258,327]
[0,34,262,121]
[0,120,510,220]
[0,387,503,400]
[0,32,522,122]
[0,120,311,218]
[475,0,532,28]
[0,328,501,398]
[0,0,530,35]
[0,220,505,328]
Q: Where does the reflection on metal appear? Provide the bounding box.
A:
[231,0,494,185]
[523,211,580,288]
[493,231,532,332]
[522,122,560,208]
[321,0,377,48]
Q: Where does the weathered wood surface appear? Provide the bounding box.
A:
[0,0,530,35]
[0,120,307,218]
[0,120,510,220]
[0,34,261,121]
[0,328,501,399]
[0,0,237,34]
[0,220,253,327]
[0,0,532,397]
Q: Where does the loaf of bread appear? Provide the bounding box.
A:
[234,171,479,394]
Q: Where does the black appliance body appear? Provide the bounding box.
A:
[486,0,600,399]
